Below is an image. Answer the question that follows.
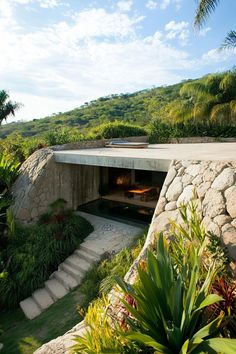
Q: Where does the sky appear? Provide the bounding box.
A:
[0,0,236,123]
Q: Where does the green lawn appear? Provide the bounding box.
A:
[0,288,85,354]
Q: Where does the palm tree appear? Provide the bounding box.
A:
[0,90,21,125]
[194,0,236,49]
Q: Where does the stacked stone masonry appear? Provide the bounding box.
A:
[152,160,236,260]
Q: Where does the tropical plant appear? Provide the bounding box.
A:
[207,278,236,337]
[116,234,236,353]
[0,154,20,191]
[0,208,93,308]
[0,90,20,125]
[194,0,236,49]
[92,121,147,139]
[72,296,138,353]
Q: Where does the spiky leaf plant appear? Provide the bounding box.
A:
[117,234,236,353]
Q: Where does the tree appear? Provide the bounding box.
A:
[0,90,21,125]
[194,0,236,49]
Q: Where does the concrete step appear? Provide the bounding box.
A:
[64,254,93,273]
[80,243,104,258]
[59,262,85,281]
[75,249,100,263]
[20,297,42,320]
[45,279,69,301]
[53,270,79,290]
[32,288,54,310]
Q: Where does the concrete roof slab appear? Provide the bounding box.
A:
[54,143,236,172]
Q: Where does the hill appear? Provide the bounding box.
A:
[0,69,236,163]
[0,82,183,139]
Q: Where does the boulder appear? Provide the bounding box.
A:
[197,181,211,199]
[225,186,236,218]
[202,189,225,218]
[164,167,177,187]
[177,185,195,207]
[214,214,232,227]
[211,168,235,191]
[186,164,201,177]
[166,180,183,201]
[165,201,177,211]
[152,210,179,232]
[154,197,167,216]
[222,226,236,260]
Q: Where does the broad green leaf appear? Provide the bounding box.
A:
[191,338,236,354]
[194,294,223,313]
[126,332,172,354]
[191,313,224,344]
[180,339,189,354]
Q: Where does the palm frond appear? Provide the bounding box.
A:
[194,0,220,28]
[221,30,236,50]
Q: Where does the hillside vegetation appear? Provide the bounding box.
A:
[0,69,236,162]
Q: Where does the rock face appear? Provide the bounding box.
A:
[202,189,225,218]
[211,168,235,191]
[225,186,236,218]
[12,147,101,223]
[127,159,236,268]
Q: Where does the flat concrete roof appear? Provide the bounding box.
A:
[54,143,236,172]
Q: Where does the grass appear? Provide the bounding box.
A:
[0,228,147,354]
[0,288,84,354]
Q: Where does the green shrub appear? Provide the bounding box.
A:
[72,296,138,354]
[148,119,236,144]
[117,234,236,354]
[44,127,84,146]
[0,205,93,309]
[93,121,147,139]
[0,154,20,191]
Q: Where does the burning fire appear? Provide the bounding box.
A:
[116,174,130,185]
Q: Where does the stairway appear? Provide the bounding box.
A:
[19,212,143,320]
[19,243,102,320]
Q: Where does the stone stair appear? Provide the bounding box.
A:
[19,242,100,319]
[19,212,143,320]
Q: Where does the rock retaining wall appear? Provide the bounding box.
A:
[12,148,101,223]
[125,159,236,284]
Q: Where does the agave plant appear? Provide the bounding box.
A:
[117,234,236,354]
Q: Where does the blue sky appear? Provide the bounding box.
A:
[0,0,236,122]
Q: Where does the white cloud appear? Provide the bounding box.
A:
[201,48,236,63]
[173,0,183,11]
[0,5,197,121]
[146,0,183,11]
[117,0,133,12]
[198,27,211,37]
[2,2,231,123]
[165,20,189,45]
[11,0,62,7]
[69,8,143,39]
[160,0,170,10]
[146,1,158,10]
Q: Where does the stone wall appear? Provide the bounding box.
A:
[12,148,100,223]
[125,159,236,284]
